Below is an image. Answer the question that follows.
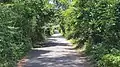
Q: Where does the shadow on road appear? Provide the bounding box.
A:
[24,54,89,67]
[21,33,90,67]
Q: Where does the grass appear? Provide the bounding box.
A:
[68,39,87,54]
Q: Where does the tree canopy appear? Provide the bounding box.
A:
[0,0,120,67]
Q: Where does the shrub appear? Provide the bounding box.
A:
[99,54,120,67]
[0,0,55,66]
[58,0,120,66]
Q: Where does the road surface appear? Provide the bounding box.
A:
[18,33,90,67]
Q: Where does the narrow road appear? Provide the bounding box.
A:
[18,33,90,67]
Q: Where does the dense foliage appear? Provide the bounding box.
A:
[1,0,120,67]
[58,0,120,67]
[0,0,55,67]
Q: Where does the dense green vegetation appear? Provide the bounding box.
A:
[0,0,55,66]
[58,0,120,67]
[1,0,120,67]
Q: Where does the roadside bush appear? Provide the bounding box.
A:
[0,0,55,66]
[99,54,120,67]
[59,0,120,66]
[0,4,32,67]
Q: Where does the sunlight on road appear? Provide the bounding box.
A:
[22,33,90,67]
[48,33,71,44]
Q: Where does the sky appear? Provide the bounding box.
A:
[49,0,54,4]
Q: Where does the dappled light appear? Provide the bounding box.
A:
[22,33,89,67]
[1,0,120,67]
